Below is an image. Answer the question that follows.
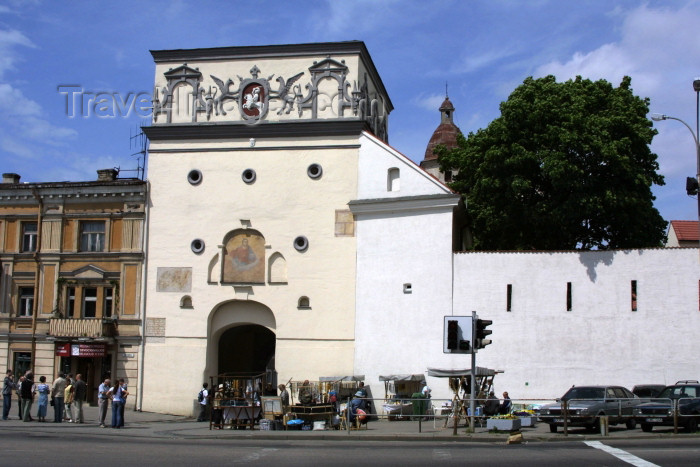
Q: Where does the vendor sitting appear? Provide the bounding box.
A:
[484,391,500,416]
[298,380,314,406]
[349,391,367,424]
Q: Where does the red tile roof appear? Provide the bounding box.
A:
[670,220,699,241]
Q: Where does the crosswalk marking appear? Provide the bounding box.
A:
[584,441,659,467]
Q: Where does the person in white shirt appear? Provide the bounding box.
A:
[197,383,209,422]
[97,378,111,427]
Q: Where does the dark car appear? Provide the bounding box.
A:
[633,382,700,432]
[538,385,640,433]
[632,385,665,398]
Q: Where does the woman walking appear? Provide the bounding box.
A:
[35,376,50,422]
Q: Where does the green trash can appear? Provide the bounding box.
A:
[411,393,426,420]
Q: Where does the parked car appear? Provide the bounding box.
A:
[632,385,666,398]
[633,381,700,433]
[538,385,640,433]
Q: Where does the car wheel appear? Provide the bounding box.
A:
[549,424,557,433]
[684,416,698,433]
[587,417,601,433]
[625,418,636,430]
[641,423,653,433]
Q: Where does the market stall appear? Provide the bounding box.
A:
[209,372,266,430]
[379,374,425,420]
[426,367,503,428]
[287,379,334,429]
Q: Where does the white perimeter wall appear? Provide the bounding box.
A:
[453,248,700,402]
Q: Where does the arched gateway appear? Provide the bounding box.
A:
[207,300,277,381]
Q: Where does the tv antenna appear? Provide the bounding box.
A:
[123,123,148,180]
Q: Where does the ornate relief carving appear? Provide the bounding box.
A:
[152,56,388,138]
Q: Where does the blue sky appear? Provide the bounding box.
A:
[1,0,700,222]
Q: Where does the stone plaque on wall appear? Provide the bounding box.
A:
[156,267,192,292]
[146,317,166,343]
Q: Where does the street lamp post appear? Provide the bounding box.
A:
[652,112,700,247]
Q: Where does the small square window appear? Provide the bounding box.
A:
[66,287,76,318]
[104,287,113,318]
[82,287,97,318]
[18,287,34,317]
[80,221,105,252]
[22,222,37,252]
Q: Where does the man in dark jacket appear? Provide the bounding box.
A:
[20,371,34,422]
[2,369,15,420]
[72,374,87,423]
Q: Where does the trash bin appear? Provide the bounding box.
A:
[411,393,426,420]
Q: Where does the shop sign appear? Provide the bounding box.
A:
[55,343,71,357]
[55,343,106,357]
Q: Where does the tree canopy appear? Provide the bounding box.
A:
[437,75,667,250]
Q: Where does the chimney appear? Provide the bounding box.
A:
[2,173,21,184]
[96,169,118,181]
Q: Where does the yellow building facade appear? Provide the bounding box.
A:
[0,170,146,407]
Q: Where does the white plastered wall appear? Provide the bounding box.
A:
[353,132,460,402]
[451,248,700,402]
[142,135,359,415]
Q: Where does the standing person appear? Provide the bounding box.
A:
[20,371,35,422]
[421,381,432,399]
[97,378,111,427]
[72,374,87,423]
[499,391,512,415]
[64,374,74,421]
[50,373,67,423]
[118,378,128,427]
[196,383,209,422]
[64,378,74,423]
[35,376,50,422]
[15,375,24,420]
[2,369,14,420]
[278,384,290,412]
[110,379,125,428]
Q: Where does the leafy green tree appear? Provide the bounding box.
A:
[438,75,667,250]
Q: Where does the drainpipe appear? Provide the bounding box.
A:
[136,180,150,411]
[30,187,43,371]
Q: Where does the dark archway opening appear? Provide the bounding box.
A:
[218,324,275,375]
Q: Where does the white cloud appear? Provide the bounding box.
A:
[450,48,517,75]
[0,82,42,116]
[0,28,35,77]
[411,93,446,112]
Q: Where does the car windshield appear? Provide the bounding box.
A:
[562,387,605,400]
[658,386,698,399]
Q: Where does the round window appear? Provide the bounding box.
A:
[187,169,202,185]
[293,236,309,252]
[191,238,205,254]
[242,168,256,184]
[307,163,323,179]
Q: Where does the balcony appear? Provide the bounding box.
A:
[48,318,115,338]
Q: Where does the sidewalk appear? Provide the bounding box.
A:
[3,404,697,442]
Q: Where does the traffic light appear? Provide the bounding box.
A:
[475,318,493,349]
[447,320,459,350]
[686,177,699,196]
[443,316,472,354]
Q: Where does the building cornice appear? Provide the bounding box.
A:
[143,120,372,141]
[150,41,393,111]
[348,193,461,215]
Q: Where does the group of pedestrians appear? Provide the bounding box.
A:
[2,370,129,429]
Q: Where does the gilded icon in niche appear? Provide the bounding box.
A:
[223,233,265,283]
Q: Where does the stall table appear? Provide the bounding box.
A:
[290,404,335,428]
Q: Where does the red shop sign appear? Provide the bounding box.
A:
[55,343,71,357]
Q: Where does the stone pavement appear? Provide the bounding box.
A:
[1,404,697,442]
